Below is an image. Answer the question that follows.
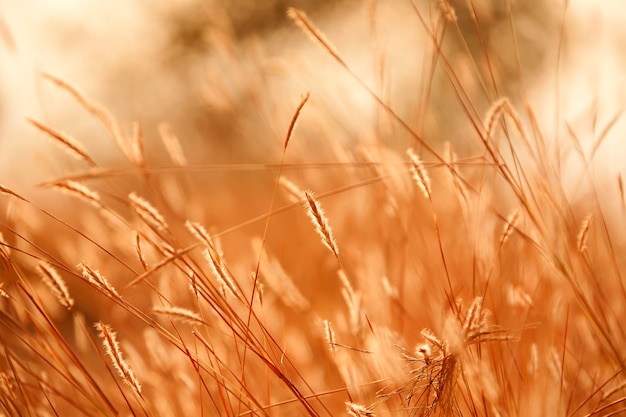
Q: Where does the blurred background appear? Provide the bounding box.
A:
[0,0,625,188]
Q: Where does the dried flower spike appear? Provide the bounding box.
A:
[346,401,375,417]
[303,190,339,257]
[129,193,168,231]
[185,220,213,248]
[78,262,120,298]
[94,322,142,396]
[37,261,74,310]
[28,118,96,166]
[203,248,240,298]
[322,319,336,354]
[52,180,102,209]
[500,209,520,246]
[152,306,205,325]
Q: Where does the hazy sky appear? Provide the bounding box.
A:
[1,1,625,187]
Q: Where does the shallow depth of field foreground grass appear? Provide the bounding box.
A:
[1,1,626,416]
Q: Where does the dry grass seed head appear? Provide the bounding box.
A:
[129,121,145,167]
[51,180,102,209]
[303,190,339,257]
[345,401,375,417]
[94,321,142,396]
[341,286,365,335]
[77,262,120,298]
[499,208,521,246]
[152,306,205,325]
[323,319,337,354]
[462,297,483,336]
[484,97,531,152]
[185,220,213,248]
[42,73,133,161]
[36,261,74,310]
[420,328,444,351]
[129,192,168,231]
[400,330,459,416]
[27,118,96,166]
[248,271,264,306]
[159,123,187,166]
[202,247,240,298]
[416,343,432,363]
[484,98,509,140]
[406,148,432,199]
[134,232,148,271]
[287,8,347,67]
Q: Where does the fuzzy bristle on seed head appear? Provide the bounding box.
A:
[420,328,443,349]
[27,118,96,166]
[287,8,347,67]
[42,73,132,162]
[152,306,205,325]
[129,193,168,231]
[94,322,142,396]
[37,261,74,310]
[78,262,120,298]
[185,220,213,248]
[303,190,339,257]
[52,180,102,209]
[484,98,509,140]
[202,248,240,298]
[345,401,375,417]
[462,297,483,334]
[322,319,337,354]
[134,232,148,271]
[500,209,521,246]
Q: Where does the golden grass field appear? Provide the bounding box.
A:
[1,1,626,416]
